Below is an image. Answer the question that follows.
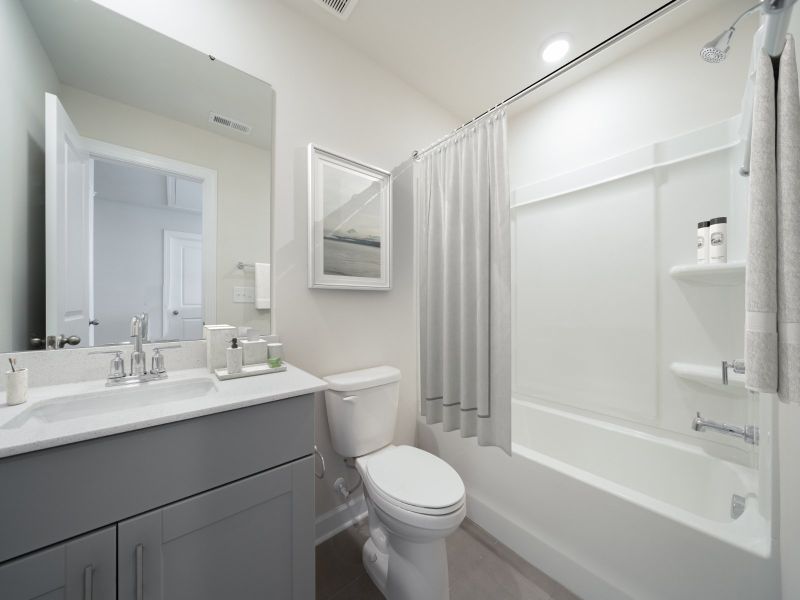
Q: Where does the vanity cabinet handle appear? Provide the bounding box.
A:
[83,565,93,600]
[135,544,144,600]
[342,395,358,403]
[314,445,326,480]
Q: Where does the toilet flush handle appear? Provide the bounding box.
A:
[342,395,358,403]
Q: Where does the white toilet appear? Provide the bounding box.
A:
[324,366,466,600]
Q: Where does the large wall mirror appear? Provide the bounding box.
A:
[1,0,274,352]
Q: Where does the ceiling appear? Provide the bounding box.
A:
[22,0,274,150]
[278,0,729,120]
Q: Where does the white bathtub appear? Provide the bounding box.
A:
[419,398,780,599]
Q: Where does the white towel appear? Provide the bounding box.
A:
[777,36,800,404]
[254,262,270,310]
[746,48,779,393]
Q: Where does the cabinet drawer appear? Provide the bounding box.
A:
[0,395,313,563]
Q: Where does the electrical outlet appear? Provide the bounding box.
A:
[233,286,255,303]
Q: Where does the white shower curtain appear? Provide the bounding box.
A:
[415,110,512,454]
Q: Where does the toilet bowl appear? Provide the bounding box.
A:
[324,367,466,600]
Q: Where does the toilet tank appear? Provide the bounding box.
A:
[323,366,401,458]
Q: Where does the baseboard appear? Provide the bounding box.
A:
[466,491,631,600]
[315,494,368,545]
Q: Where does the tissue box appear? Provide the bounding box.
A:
[203,324,236,372]
[242,339,269,365]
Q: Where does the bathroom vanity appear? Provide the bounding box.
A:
[0,366,325,599]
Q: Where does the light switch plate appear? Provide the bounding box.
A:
[233,286,255,303]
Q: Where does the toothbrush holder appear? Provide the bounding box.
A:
[6,368,28,406]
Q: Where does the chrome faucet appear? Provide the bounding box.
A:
[91,313,180,386]
[691,412,759,445]
[130,314,148,376]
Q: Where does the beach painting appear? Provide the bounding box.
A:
[308,145,392,290]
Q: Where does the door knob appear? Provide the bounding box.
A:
[172,310,180,316]
[53,335,81,348]
[64,335,81,346]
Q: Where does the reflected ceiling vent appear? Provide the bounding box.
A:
[208,112,252,135]
[313,0,359,20]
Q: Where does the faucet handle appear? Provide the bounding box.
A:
[722,359,746,385]
[90,350,126,379]
[150,344,181,375]
[151,349,166,375]
[109,351,126,379]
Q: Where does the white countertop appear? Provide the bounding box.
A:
[0,364,327,458]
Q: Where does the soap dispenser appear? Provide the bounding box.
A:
[227,337,243,374]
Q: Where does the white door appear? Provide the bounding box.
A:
[163,230,203,340]
[45,93,92,347]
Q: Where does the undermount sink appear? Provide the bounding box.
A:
[1,378,218,429]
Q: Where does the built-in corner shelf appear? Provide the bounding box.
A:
[670,362,745,391]
[668,261,745,286]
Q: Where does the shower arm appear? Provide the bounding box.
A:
[729,2,767,34]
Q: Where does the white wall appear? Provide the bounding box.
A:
[90,0,458,517]
[508,0,758,189]
[0,0,59,351]
[59,85,273,336]
[93,161,202,345]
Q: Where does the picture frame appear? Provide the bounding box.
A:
[307,144,392,290]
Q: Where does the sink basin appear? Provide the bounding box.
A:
[1,378,218,429]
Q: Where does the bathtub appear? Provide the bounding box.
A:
[418,398,780,599]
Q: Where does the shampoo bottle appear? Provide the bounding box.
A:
[708,217,727,264]
[227,337,243,374]
[697,221,709,264]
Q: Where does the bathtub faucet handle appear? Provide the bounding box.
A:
[721,359,745,385]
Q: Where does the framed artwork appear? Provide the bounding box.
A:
[307,144,392,290]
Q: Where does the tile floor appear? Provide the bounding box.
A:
[316,518,580,600]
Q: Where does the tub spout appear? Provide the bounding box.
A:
[691,412,759,445]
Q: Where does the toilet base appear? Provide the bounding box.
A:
[362,537,389,596]
[361,529,451,600]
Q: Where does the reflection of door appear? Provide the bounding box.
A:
[45,93,91,347]
[163,230,203,340]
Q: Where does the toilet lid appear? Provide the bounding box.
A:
[365,446,465,510]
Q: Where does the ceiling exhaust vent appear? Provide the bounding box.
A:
[313,0,359,20]
[208,112,252,135]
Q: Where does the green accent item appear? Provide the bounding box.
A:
[267,357,283,368]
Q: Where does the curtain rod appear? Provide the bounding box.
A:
[411,0,689,160]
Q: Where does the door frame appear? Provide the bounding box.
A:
[83,138,218,327]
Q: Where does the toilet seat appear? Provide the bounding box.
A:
[358,446,465,516]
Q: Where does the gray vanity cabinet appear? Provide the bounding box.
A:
[0,526,116,600]
[117,458,314,600]
[0,394,316,600]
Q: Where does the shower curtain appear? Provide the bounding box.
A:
[415,110,512,454]
[747,35,800,404]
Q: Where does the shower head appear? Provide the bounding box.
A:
[701,27,735,63]
[700,2,763,64]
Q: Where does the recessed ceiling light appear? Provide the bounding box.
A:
[541,35,571,63]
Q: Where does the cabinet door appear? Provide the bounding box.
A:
[0,526,115,600]
[118,457,314,600]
